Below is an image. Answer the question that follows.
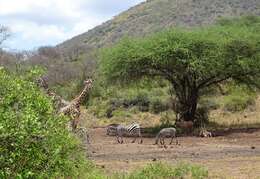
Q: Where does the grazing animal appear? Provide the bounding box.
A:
[106,123,120,136]
[59,79,93,130]
[116,123,143,144]
[154,127,179,145]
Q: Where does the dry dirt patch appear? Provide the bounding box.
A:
[86,128,260,178]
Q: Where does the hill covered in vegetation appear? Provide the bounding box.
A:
[54,0,260,93]
[1,0,260,98]
[58,0,260,59]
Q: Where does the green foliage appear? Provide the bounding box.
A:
[199,98,220,111]
[100,18,260,85]
[119,162,208,179]
[148,111,177,134]
[0,69,88,178]
[217,15,260,27]
[99,16,260,122]
[88,81,170,119]
[150,98,169,114]
[223,85,256,112]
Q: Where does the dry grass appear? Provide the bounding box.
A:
[196,156,260,179]
[209,96,260,129]
[80,95,260,132]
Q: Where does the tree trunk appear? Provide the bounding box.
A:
[173,87,198,123]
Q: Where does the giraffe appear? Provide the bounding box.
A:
[36,77,69,111]
[59,79,93,131]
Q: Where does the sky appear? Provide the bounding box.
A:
[0,0,145,51]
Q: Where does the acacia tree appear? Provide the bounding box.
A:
[100,17,260,124]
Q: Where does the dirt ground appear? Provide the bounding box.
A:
[86,127,260,178]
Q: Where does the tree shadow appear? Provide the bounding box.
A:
[207,121,260,137]
[104,122,260,138]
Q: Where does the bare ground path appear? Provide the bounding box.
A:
[86,128,260,178]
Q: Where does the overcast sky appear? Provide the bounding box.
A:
[0,0,145,51]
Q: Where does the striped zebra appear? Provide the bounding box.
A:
[116,123,143,144]
[106,123,120,136]
[154,127,179,145]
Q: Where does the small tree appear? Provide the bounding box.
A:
[100,17,260,124]
[0,25,10,47]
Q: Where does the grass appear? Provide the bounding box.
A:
[80,162,209,179]
[83,80,260,132]
[112,162,208,179]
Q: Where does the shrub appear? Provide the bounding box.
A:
[0,69,87,178]
[199,98,220,111]
[223,85,256,112]
[223,95,255,112]
[150,98,169,114]
[147,111,176,134]
[123,162,208,179]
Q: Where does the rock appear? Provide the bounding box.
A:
[251,146,256,149]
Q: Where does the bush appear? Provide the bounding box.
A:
[0,69,87,178]
[150,98,169,114]
[147,111,177,134]
[223,85,256,112]
[224,95,255,112]
[199,98,220,111]
[123,162,208,179]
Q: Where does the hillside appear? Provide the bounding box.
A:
[17,0,259,98]
[58,0,260,58]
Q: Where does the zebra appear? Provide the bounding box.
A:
[106,123,120,136]
[154,127,179,145]
[116,123,143,144]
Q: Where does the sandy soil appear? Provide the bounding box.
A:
[86,127,260,178]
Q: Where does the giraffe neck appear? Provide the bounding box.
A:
[73,84,91,106]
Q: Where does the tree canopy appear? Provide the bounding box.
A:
[100,16,260,123]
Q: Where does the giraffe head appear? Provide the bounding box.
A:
[84,79,93,86]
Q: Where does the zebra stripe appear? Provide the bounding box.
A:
[115,123,143,144]
[127,123,140,133]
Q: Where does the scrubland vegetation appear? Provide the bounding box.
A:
[0,68,209,178]
[1,14,260,178]
[0,68,90,178]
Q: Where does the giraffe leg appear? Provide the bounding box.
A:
[70,112,79,131]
